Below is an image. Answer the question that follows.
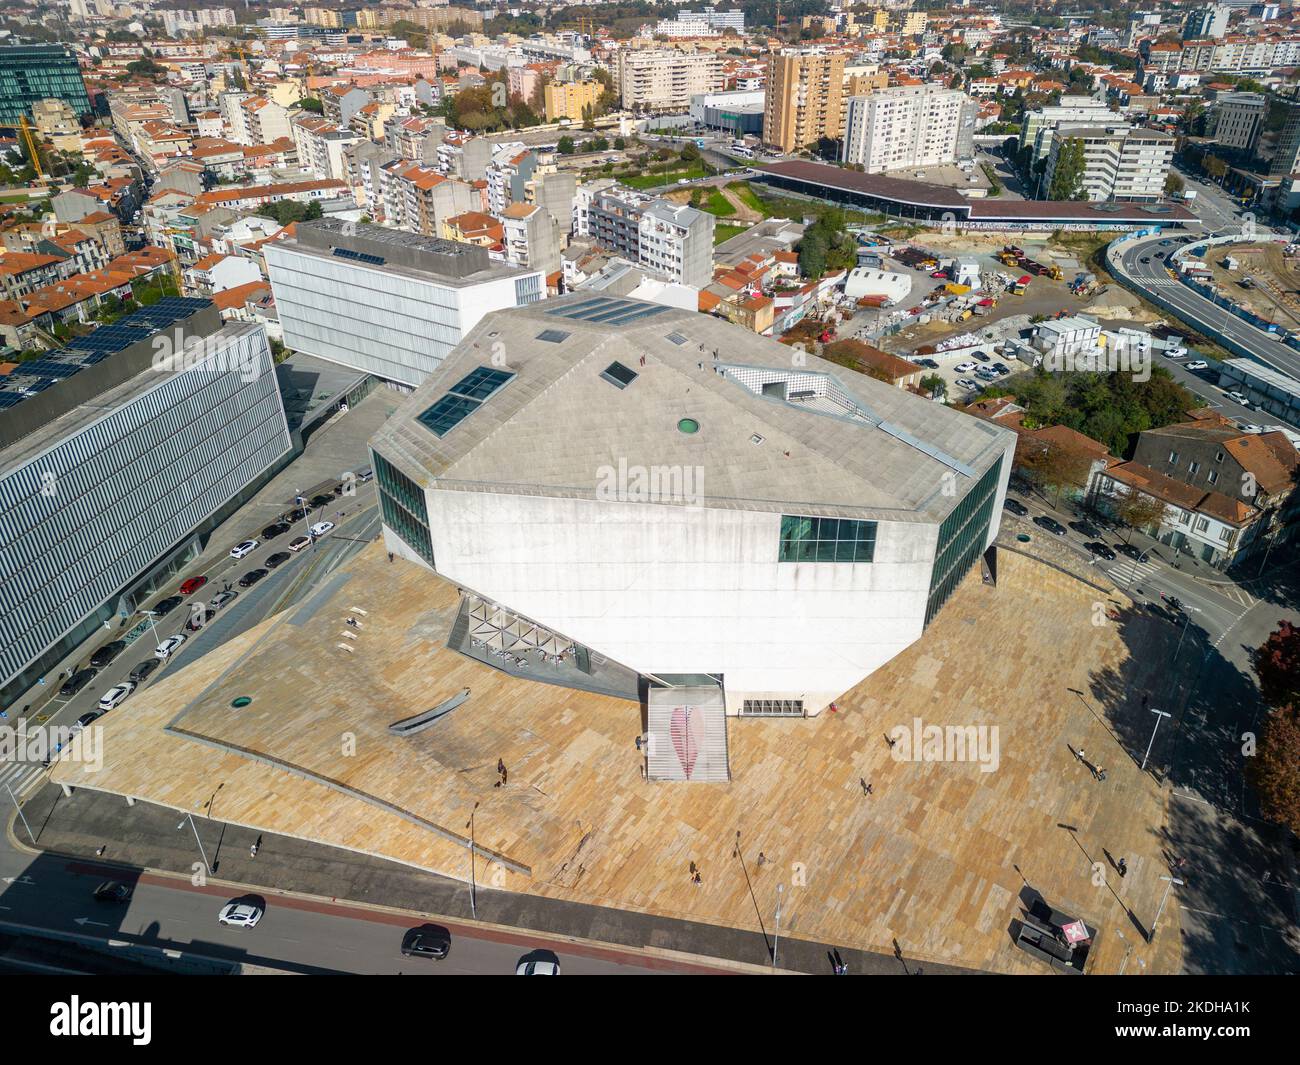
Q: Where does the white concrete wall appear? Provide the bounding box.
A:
[422,490,940,715]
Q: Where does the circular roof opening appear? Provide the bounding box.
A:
[231,696,252,708]
[677,418,700,434]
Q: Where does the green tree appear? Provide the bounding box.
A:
[1250,621,1300,833]
[920,373,946,399]
[1164,171,1185,198]
[298,97,324,115]
[798,230,828,279]
[557,135,575,155]
[1048,137,1087,201]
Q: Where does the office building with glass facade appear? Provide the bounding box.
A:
[0,321,292,705]
[0,44,91,125]
[265,219,545,390]
[369,296,1016,717]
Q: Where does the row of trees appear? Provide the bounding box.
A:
[1251,622,1300,833]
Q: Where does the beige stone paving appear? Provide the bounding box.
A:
[53,541,1183,973]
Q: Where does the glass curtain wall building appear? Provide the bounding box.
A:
[0,45,91,124]
[0,324,292,705]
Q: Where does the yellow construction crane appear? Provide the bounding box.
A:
[19,115,43,179]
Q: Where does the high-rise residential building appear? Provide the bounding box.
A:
[368,295,1016,730]
[1210,92,1267,154]
[1183,4,1231,39]
[265,220,545,390]
[1045,125,1175,202]
[543,80,602,123]
[1020,96,1115,162]
[577,183,715,289]
[0,44,91,125]
[840,86,973,173]
[0,302,291,706]
[617,50,725,112]
[762,50,848,154]
[501,202,562,275]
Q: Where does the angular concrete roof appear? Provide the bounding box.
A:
[370,295,1013,525]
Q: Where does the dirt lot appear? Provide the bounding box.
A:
[1200,241,1300,331]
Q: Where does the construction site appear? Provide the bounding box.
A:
[1187,239,1300,332]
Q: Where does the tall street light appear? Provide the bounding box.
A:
[771,884,784,971]
[1151,875,1183,943]
[465,801,479,920]
[1141,707,1172,772]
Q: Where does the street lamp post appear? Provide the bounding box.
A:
[1140,707,1172,772]
[1151,875,1183,943]
[771,883,784,971]
[179,812,212,875]
[5,782,35,845]
[465,801,479,920]
[140,609,162,647]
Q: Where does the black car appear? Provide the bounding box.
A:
[1140,256,1151,264]
[1069,520,1100,539]
[1003,498,1028,517]
[1085,541,1117,561]
[129,658,161,684]
[265,551,292,569]
[89,640,127,669]
[400,925,451,960]
[238,568,268,588]
[1033,515,1067,536]
[1116,542,1146,561]
[918,358,939,370]
[261,522,290,540]
[74,710,103,731]
[93,881,133,904]
[973,351,990,362]
[59,668,97,697]
[151,595,184,616]
[310,493,334,510]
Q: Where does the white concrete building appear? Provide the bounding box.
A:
[843,268,911,304]
[617,50,725,112]
[369,295,1016,737]
[1033,315,1103,359]
[841,85,970,174]
[265,220,545,390]
[1020,95,1113,162]
[1045,125,1175,202]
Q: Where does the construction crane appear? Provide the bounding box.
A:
[19,115,43,179]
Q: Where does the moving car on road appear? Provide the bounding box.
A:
[1033,515,1067,536]
[93,881,133,904]
[400,926,451,960]
[1003,498,1028,517]
[218,900,263,928]
[1185,360,1208,371]
[1085,541,1117,561]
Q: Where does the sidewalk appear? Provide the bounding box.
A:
[11,785,981,977]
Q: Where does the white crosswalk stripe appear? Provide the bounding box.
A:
[1107,557,1158,586]
[0,759,46,798]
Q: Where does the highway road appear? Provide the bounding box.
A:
[1112,228,1300,383]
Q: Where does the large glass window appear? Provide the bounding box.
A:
[416,366,514,437]
[778,515,877,563]
[925,456,1003,626]
[373,451,434,566]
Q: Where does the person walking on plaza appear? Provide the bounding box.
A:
[1117,857,1128,878]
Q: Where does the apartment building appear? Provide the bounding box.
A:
[762,50,848,154]
[617,50,724,113]
[543,80,602,123]
[1183,4,1231,39]
[383,162,480,238]
[501,202,561,275]
[1210,91,1267,154]
[1020,95,1114,162]
[841,85,974,174]
[291,112,361,182]
[578,183,715,289]
[1045,125,1175,202]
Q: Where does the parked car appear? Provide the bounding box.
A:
[59,668,97,697]
[400,925,451,960]
[356,468,374,484]
[1085,541,1117,561]
[288,536,312,553]
[98,682,135,712]
[954,361,976,373]
[89,641,127,669]
[1033,515,1067,536]
[209,589,239,611]
[1003,498,1028,517]
[217,900,263,928]
[93,881,133,904]
[261,522,290,540]
[71,710,103,734]
[129,658,161,684]
[155,634,187,659]
[229,539,259,560]
[150,595,184,616]
[1165,347,1187,358]
[265,551,292,569]
[973,351,990,362]
[955,378,979,391]
[1226,390,1249,405]
[179,575,208,596]
[309,493,334,510]
[991,362,1011,374]
[238,568,268,588]
[1185,360,1208,371]
[1116,542,1146,561]
[308,521,335,538]
[917,358,939,370]
[516,952,561,975]
[1069,520,1101,538]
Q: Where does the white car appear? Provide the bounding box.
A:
[288,535,313,553]
[516,959,561,975]
[155,633,187,659]
[229,539,259,560]
[1226,390,1249,404]
[217,901,263,928]
[98,682,135,712]
[1185,360,1208,371]
[954,361,976,373]
[308,521,335,538]
[955,378,980,391]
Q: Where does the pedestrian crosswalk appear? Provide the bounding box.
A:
[1137,276,1179,290]
[0,758,47,799]
[1106,556,1159,587]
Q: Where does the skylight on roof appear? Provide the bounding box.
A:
[416,366,514,437]
[537,329,570,343]
[600,361,638,389]
[546,297,671,326]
